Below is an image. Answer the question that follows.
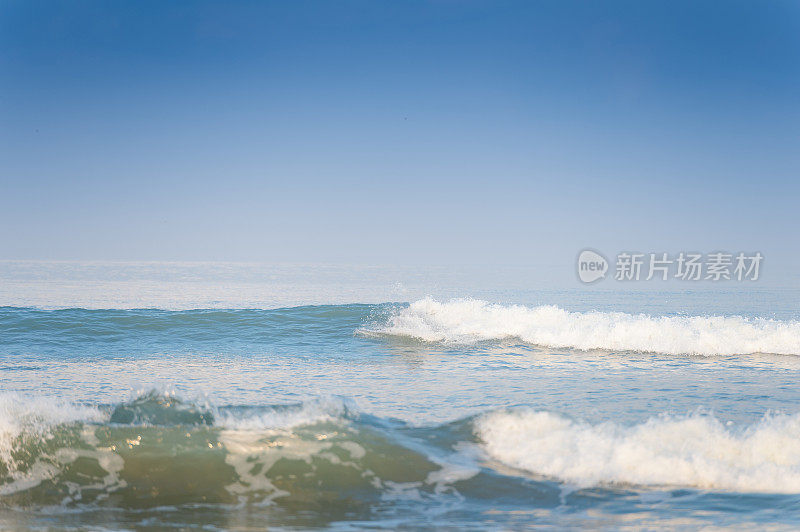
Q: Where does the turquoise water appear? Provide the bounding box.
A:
[2,283,800,529]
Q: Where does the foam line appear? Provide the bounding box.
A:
[369,298,800,356]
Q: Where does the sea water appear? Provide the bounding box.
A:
[1,262,799,529]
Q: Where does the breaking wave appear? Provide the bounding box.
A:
[365,298,800,356]
[3,390,800,507]
[476,408,800,493]
[0,391,477,514]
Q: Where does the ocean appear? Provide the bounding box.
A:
[1,262,799,530]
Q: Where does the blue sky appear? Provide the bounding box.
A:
[1,1,798,272]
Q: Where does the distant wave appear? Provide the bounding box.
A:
[476,408,800,493]
[365,298,800,356]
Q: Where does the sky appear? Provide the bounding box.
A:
[1,1,798,275]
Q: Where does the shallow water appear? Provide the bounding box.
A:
[1,259,800,530]
[1,290,800,529]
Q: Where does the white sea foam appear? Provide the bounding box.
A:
[0,394,106,493]
[0,394,104,459]
[475,408,800,493]
[216,396,352,431]
[370,298,800,356]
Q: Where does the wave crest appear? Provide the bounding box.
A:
[475,409,800,493]
[0,392,470,511]
[365,298,800,356]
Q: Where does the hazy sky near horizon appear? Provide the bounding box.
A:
[1,1,798,270]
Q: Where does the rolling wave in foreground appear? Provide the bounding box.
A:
[367,298,800,356]
[3,392,800,508]
[477,409,800,493]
